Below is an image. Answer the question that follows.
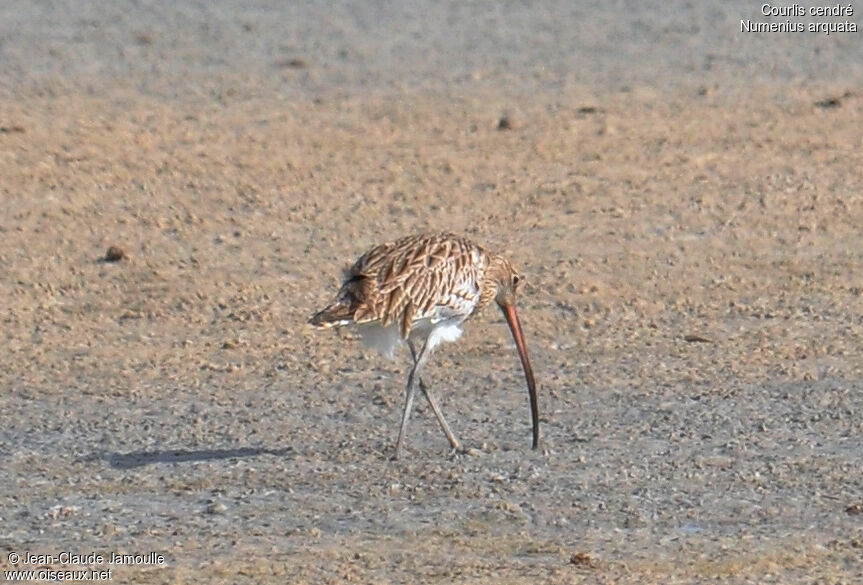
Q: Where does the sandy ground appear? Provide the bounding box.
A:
[1,2,863,584]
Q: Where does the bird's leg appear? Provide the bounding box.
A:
[406,340,461,453]
[394,339,430,459]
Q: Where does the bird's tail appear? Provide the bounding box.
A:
[310,269,376,329]
[309,302,355,329]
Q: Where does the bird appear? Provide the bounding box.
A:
[309,232,538,459]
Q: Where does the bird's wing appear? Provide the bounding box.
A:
[362,234,484,336]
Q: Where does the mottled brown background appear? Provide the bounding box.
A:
[1,2,862,583]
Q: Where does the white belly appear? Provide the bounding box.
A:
[357,317,465,358]
[410,318,464,352]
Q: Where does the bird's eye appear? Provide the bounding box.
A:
[512,275,521,287]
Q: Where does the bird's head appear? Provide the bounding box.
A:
[488,255,524,308]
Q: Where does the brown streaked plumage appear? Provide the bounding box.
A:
[309,232,539,459]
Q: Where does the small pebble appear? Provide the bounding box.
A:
[104,246,126,262]
[569,551,595,567]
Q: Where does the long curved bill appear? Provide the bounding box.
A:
[499,301,539,449]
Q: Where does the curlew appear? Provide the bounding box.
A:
[309,232,538,459]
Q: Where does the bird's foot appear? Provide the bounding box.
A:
[448,445,482,459]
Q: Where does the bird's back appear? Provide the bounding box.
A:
[310,233,492,338]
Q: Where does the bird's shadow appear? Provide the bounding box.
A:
[103,446,294,469]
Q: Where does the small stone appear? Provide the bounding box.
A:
[497,115,515,130]
[277,58,307,69]
[104,246,126,262]
[569,551,595,567]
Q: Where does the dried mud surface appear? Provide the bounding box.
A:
[2,3,863,584]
